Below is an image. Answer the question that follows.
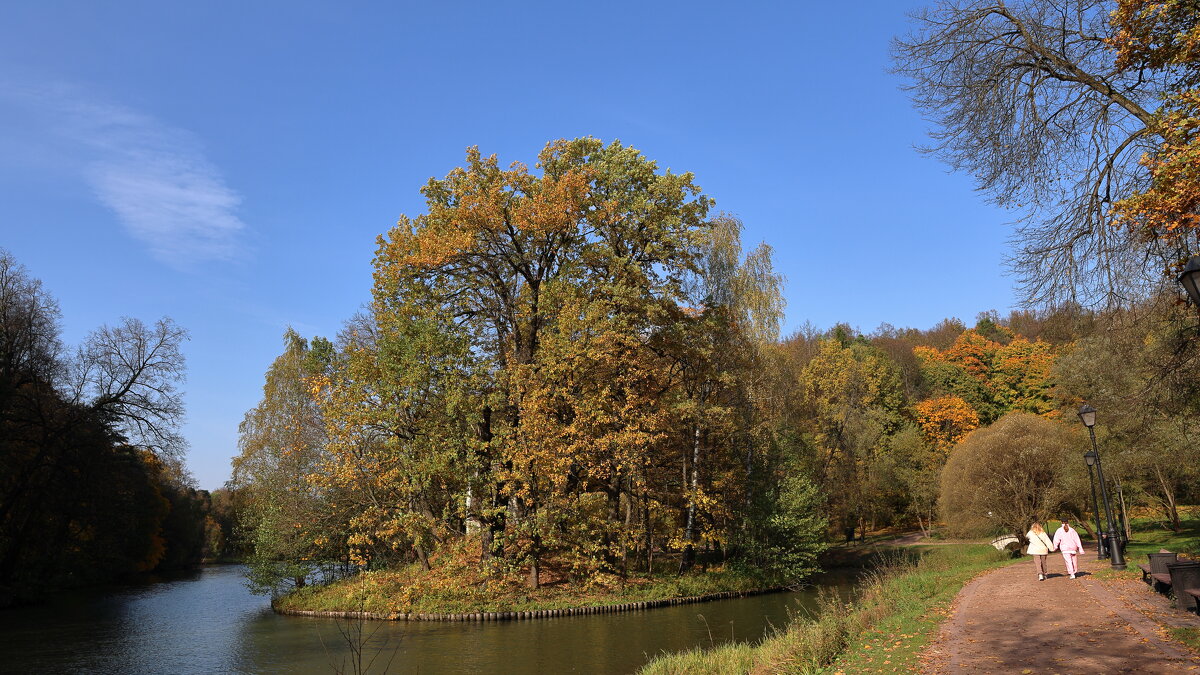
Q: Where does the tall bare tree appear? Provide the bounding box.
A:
[893,0,1186,306]
[72,317,188,458]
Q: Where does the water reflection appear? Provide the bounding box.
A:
[0,565,857,674]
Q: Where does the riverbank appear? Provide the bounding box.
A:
[640,543,1013,673]
[0,560,238,610]
[278,586,789,622]
[276,541,808,617]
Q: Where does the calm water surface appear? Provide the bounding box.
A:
[0,565,857,674]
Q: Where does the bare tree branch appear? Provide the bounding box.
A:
[893,0,1176,306]
[74,317,189,457]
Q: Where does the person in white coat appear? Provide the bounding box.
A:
[1025,521,1057,580]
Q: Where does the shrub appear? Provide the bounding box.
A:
[940,412,1081,538]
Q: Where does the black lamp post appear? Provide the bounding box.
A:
[1177,255,1200,308]
[1078,404,1126,570]
[1083,449,1107,559]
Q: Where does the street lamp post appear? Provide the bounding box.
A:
[1077,404,1126,570]
[1083,450,1107,559]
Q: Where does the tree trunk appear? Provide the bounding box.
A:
[604,470,623,573]
[528,532,541,589]
[1116,482,1131,539]
[679,426,701,574]
[1154,464,1181,531]
[473,406,501,562]
[643,493,653,573]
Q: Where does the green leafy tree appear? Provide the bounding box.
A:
[799,337,907,537]
[233,329,337,594]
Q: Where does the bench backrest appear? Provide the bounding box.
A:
[1149,552,1179,574]
[1168,562,1200,610]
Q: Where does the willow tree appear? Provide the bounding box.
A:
[941,412,1080,538]
[233,329,340,593]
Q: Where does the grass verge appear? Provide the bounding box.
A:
[1171,627,1200,651]
[640,544,1014,674]
[1075,515,1200,583]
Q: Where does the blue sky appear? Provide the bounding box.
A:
[0,1,1016,490]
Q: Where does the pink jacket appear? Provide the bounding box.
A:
[1053,526,1084,555]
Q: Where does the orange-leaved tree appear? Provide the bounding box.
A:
[1111,1,1200,252]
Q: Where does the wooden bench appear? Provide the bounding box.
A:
[1169,562,1200,614]
[1146,552,1179,591]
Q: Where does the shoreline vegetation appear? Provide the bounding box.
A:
[273,540,808,618]
[640,544,1013,674]
[269,532,974,620]
[276,586,789,622]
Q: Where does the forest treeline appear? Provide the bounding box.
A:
[0,252,238,605]
[231,136,1200,599]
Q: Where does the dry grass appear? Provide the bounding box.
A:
[641,545,1013,674]
[277,539,782,615]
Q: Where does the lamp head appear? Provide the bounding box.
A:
[1178,255,1200,308]
[1077,404,1097,428]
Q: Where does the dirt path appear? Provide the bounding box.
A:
[923,557,1200,673]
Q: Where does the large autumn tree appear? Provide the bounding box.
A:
[307,138,817,588]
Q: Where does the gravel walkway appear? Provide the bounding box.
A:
[923,556,1200,673]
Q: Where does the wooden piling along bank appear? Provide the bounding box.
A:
[276,586,788,622]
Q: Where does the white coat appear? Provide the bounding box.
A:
[1026,529,1055,555]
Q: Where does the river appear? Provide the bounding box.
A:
[0,565,858,674]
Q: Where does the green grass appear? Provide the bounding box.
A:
[640,545,1014,674]
[1075,513,1200,583]
[1171,627,1200,651]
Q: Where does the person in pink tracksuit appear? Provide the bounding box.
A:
[1053,519,1085,579]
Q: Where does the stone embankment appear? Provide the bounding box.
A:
[277,586,786,622]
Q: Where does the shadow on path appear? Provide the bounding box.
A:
[924,556,1200,673]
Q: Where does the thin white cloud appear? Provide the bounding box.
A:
[2,79,248,269]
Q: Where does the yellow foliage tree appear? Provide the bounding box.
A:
[914,395,979,453]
